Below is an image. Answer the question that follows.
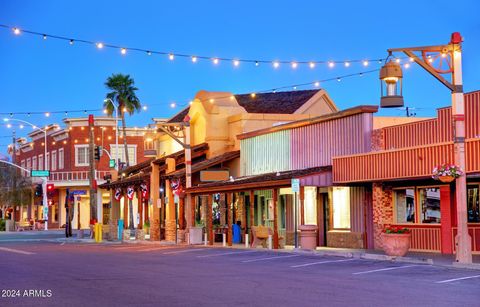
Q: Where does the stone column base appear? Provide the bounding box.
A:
[177,229,186,243]
[135,229,145,241]
[150,219,160,241]
[165,220,176,242]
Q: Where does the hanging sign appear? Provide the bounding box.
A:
[114,188,123,201]
[291,178,300,193]
[171,179,183,196]
[127,186,135,200]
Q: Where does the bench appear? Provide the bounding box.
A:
[251,226,284,248]
[16,220,33,231]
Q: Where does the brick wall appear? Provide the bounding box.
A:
[372,183,393,249]
[371,129,384,151]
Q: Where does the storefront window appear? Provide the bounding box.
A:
[468,186,479,223]
[304,187,317,225]
[395,188,415,223]
[418,188,441,224]
[332,187,350,229]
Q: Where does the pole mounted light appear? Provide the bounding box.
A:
[379,57,404,108]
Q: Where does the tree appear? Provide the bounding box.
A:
[103,73,142,168]
[103,74,142,231]
[0,164,33,220]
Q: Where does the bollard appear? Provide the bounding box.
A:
[94,223,99,242]
[222,233,226,247]
[118,220,124,241]
[268,235,273,250]
[204,233,208,246]
[97,223,103,243]
[245,234,249,248]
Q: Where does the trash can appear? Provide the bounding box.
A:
[118,219,124,241]
[299,224,318,250]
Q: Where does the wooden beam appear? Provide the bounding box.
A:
[179,197,185,230]
[137,191,143,230]
[273,188,279,249]
[207,194,213,245]
[227,193,233,246]
[249,190,254,241]
[191,195,196,227]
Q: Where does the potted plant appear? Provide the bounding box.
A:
[432,163,464,183]
[381,225,411,257]
[143,219,150,234]
[189,220,204,245]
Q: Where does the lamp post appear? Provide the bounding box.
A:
[104,98,119,171]
[4,118,49,230]
[382,32,471,264]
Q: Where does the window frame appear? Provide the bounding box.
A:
[51,150,57,171]
[331,186,351,230]
[32,156,37,171]
[393,185,442,225]
[109,144,137,165]
[58,148,64,169]
[75,145,90,167]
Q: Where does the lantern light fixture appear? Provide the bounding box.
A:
[379,57,404,108]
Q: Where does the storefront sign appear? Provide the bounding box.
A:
[200,170,229,182]
[291,178,300,193]
[71,190,87,195]
[31,170,50,177]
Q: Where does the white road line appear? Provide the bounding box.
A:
[136,247,168,252]
[352,265,418,275]
[197,251,259,258]
[111,246,146,250]
[163,248,208,255]
[290,258,356,268]
[0,247,35,255]
[242,254,300,263]
[436,275,480,284]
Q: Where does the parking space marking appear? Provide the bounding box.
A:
[352,265,418,275]
[0,247,35,255]
[197,251,258,258]
[241,254,300,263]
[436,275,480,284]
[290,258,355,268]
[163,248,208,255]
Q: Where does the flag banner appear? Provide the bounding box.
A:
[140,183,148,198]
[114,188,123,201]
[127,186,135,200]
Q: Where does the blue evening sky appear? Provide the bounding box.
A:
[0,0,479,156]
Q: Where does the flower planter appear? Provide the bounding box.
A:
[439,175,455,183]
[382,233,411,257]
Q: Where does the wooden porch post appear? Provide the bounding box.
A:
[249,190,255,240]
[150,163,161,241]
[227,193,233,246]
[179,196,185,230]
[299,186,305,225]
[123,196,128,230]
[273,188,279,249]
[137,191,143,229]
[207,194,213,245]
[191,194,196,227]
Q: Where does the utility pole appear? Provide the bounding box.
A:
[88,115,97,224]
[11,129,16,223]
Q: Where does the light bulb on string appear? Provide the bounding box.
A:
[250,93,256,98]
[69,39,74,45]
[170,102,176,108]
[142,105,147,111]
[255,61,259,67]
[273,61,280,69]
[309,62,316,69]
[314,81,320,87]
[395,58,401,64]
[328,62,335,68]
[45,112,50,117]
[43,34,47,40]
[147,51,152,56]
[169,53,175,60]
[191,56,197,63]
[344,62,350,67]
[291,62,298,69]
[409,57,415,62]
[121,48,127,55]
[212,58,219,65]
[13,27,20,35]
[363,60,369,67]
[404,63,410,68]
[337,78,341,82]
[96,42,104,49]
[233,60,240,67]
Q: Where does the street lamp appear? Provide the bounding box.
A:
[104,98,119,171]
[379,58,404,108]
[4,118,50,230]
[384,32,471,264]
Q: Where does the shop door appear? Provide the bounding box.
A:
[317,192,328,246]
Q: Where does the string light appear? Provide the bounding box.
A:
[212,58,219,65]
[395,58,401,63]
[314,81,320,87]
[273,61,280,69]
[409,57,415,62]
[344,62,350,67]
[142,105,147,111]
[404,63,410,68]
[209,98,215,103]
[1,24,390,71]
[250,93,256,98]
[43,34,47,40]
[45,112,50,117]
[362,60,369,67]
[170,102,176,108]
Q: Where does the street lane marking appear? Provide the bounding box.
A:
[290,258,356,268]
[163,248,208,255]
[242,254,300,263]
[436,275,480,284]
[197,251,259,258]
[352,265,418,275]
[136,247,169,252]
[0,247,35,255]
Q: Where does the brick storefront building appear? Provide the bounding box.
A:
[13,116,151,229]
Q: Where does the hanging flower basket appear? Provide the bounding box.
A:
[432,163,463,183]
[438,175,455,183]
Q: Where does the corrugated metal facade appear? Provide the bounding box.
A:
[241,112,373,177]
[241,130,291,176]
[291,113,372,169]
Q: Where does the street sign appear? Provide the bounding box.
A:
[291,178,300,193]
[109,159,116,168]
[31,170,50,177]
[71,190,87,195]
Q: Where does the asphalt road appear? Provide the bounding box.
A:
[0,240,479,307]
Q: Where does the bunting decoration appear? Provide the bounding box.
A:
[171,179,183,196]
[140,183,148,198]
[127,186,135,200]
[114,188,123,201]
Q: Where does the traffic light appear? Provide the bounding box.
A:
[47,183,55,192]
[94,145,103,161]
[35,184,43,197]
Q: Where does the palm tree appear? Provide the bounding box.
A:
[103,74,141,168]
[104,74,141,231]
